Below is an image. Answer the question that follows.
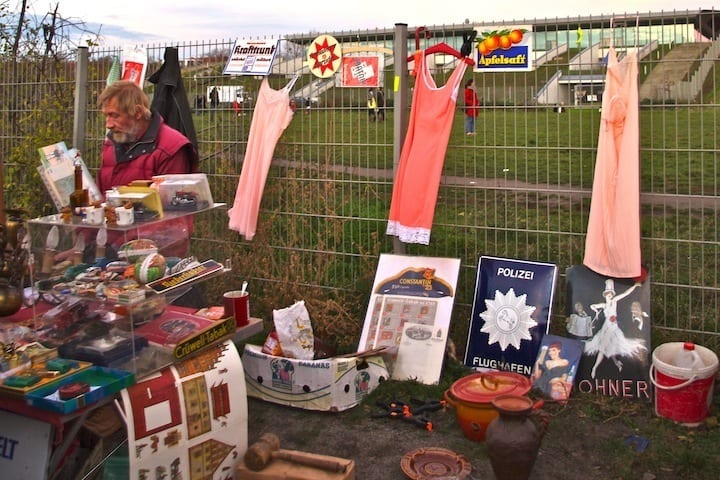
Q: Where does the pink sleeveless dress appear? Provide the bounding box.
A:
[228,76,297,240]
[386,51,467,244]
[583,48,641,278]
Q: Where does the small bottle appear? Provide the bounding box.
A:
[672,342,704,370]
[566,364,576,385]
[69,159,89,215]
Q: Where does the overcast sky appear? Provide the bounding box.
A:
[28,0,705,45]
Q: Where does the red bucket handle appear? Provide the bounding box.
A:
[649,364,698,391]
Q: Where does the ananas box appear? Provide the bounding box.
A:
[241,344,389,411]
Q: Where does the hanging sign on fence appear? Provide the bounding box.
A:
[223,39,279,76]
[307,34,342,78]
[341,55,382,87]
[473,24,534,72]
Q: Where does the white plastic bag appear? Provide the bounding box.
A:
[272,300,314,359]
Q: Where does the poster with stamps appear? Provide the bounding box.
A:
[358,254,461,384]
[464,256,558,377]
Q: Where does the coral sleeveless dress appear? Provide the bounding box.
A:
[386,51,467,245]
[583,48,641,278]
[228,76,297,240]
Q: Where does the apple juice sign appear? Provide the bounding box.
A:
[464,256,558,376]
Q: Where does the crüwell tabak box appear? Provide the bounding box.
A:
[241,344,388,412]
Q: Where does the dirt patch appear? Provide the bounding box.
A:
[246,392,669,480]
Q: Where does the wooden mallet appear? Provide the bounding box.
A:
[244,433,348,473]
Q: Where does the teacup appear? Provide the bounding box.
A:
[115,207,134,226]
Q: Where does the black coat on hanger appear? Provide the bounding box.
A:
[148,47,198,149]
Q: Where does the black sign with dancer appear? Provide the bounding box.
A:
[565,265,651,401]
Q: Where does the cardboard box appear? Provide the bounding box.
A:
[242,344,389,412]
[236,453,355,480]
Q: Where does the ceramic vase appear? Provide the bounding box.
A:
[485,394,549,480]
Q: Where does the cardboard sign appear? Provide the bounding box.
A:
[341,55,382,87]
[464,256,558,376]
[358,254,461,384]
[223,39,279,76]
[0,410,52,479]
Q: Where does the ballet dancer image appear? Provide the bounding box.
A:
[584,279,647,378]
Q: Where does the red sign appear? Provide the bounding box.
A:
[341,56,380,87]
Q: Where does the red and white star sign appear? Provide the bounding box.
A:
[307,34,342,78]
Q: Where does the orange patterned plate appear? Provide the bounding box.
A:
[400,447,472,480]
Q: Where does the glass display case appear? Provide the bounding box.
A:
[0,202,261,480]
[22,202,228,379]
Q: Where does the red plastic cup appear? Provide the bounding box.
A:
[223,290,249,326]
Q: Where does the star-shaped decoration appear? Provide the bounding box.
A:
[307,35,341,78]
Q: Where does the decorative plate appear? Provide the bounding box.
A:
[400,447,472,480]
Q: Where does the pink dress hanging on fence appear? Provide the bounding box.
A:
[386,51,467,245]
[228,75,297,240]
[583,47,642,278]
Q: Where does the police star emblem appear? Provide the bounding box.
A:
[479,288,537,350]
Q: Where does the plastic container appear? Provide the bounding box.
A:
[672,342,705,370]
[650,342,719,426]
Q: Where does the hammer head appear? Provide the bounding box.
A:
[244,433,282,471]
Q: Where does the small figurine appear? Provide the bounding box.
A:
[61,206,73,223]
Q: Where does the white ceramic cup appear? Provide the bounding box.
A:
[115,207,134,226]
[84,206,105,225]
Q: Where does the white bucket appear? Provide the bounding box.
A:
[650,342,719,426]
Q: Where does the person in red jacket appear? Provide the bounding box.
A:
[98,80,199,257]
[463,78,480,135]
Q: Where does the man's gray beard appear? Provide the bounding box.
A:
[110,130,138,144]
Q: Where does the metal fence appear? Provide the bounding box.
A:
[1,9,719,352]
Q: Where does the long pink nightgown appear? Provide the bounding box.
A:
[228,76,297,240]
[583,47,641,278]
[386,51,467,245]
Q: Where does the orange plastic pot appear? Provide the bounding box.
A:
[444,371,532,442]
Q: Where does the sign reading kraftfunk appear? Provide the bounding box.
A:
[223,39,279,76]
[464,256,558,376]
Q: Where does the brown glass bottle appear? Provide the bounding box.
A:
[69,160,89,214]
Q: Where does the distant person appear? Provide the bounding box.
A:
[233,93,242,117]
[367,88,377,122]
[376,87,385,121]
[463,78,480,135]
[209,86,220,120]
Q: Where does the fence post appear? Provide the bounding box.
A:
[392,23,409,255]
[73,46,89,155]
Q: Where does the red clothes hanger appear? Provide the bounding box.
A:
[407,41,475,66]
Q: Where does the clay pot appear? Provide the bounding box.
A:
[444,371,532,442]
[485,394,549,480]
